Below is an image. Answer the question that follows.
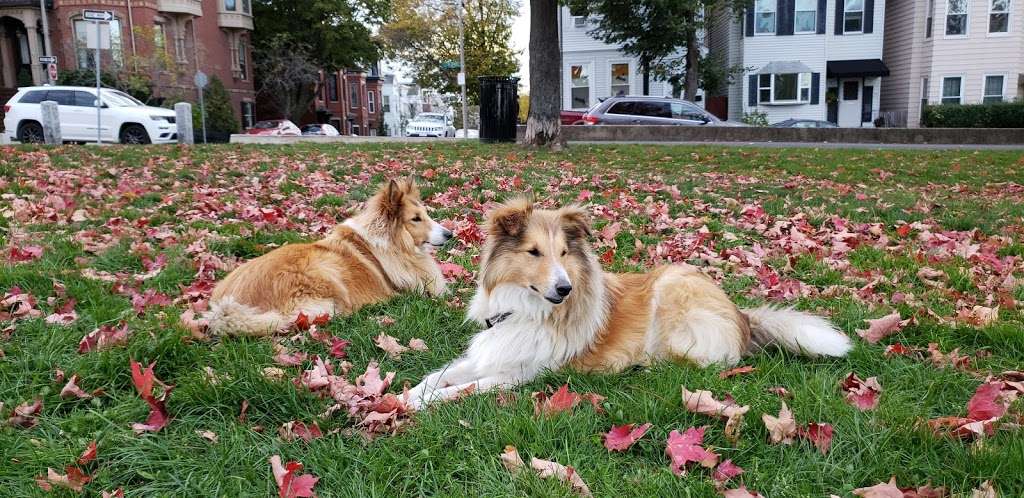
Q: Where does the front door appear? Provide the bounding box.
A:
[837,79,861,127]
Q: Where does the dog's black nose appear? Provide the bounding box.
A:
[555,284,573,297]
[443,228,454,239]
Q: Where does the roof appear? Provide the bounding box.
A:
[826,59,890,78]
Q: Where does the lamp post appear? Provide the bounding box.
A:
[456,0,468,138]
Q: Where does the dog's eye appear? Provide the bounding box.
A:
[528,248,541,257]
[411,216,422,222]
[561,250,568,257]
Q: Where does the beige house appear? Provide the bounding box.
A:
[882,0,1024,127]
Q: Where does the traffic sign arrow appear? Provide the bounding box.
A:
[82,10,114,21]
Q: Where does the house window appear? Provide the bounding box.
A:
[610,63,630,96]
[353,125,360,136]
[757,73,812,103]
[758,74,772,102]
[573,16,586,27]
[774,73,798,101]
[237,39,247,80]
[754,0,776,34]
[844,0,864,33]
[225,0,237,11]
[368,90,376,113]
[243,0,251,14]
[942,77,962,104]
[570,64,590,109]
[927,0,935,37]
[946,0,969,35]
[990,0,1010,33]
[350,81,360,108]
[154,24,166,52]
[383,95,391,113]
[74,19,124,69]
[327,74,338,101]
[795,0,817,33]
[983,75,1005,102]
[173,21,189,63]
[241,102,254,129]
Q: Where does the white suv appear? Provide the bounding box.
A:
[2,86,178,144]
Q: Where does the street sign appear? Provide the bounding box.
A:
[82,10,114,21]
[38,55,57,64]
[440,61,461,71]
[194,71,208,89]
[47,63,58,82]
[457,72,465,86]
[85,23,111,50]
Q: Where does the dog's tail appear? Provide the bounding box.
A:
[205,297,288,337]
[743,305,853,358]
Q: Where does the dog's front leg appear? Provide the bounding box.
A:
[408,357,478,410]
[415,372,525,407]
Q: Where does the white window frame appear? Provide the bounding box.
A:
[982,74,1006,102]
[926,0,935,37]
[844,0,865,34]
[989,0,1011,34]
[608,60,632,97]
[368,90,376,113]
[794,0,817,33]
[941,76,964,104]
[945,0,969,37]
[757,72,812,104]
[569,63,592,110]
[573,16,586,28]
[754,0,777,35]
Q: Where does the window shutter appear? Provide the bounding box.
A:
[817,0,827,33]
[778,0,794,35]
[811,73,821,104]
[861,85,874,122]
[835,0,844,34]
[864,0,874,33]
[746,7,755,36]
[748,75,758,106]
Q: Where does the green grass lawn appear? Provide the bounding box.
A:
[1,143,1022,497]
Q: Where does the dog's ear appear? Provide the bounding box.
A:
[404,175,420,198]
[487,198,532,237]
[380,179,405,217]
[560,205,593,240]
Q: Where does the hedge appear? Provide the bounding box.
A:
[922,101,1024,128]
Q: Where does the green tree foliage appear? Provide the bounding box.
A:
[252,0,389,70]
[199,76,241,135]
[381,0,519,105]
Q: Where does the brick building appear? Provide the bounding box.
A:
[1,0,255,128]
[313,65,384,136]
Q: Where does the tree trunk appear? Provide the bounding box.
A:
[642,59,650,95]
[683,14,700,101]
[524,0,562,148]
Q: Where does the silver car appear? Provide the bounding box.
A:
[582,96,745,126]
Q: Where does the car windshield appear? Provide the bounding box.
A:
[254,121,282,129]
[100,90,144,107]
[417,115,445,123]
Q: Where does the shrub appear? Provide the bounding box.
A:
[198,76,240,136]
[921,102,1024,128]
[741,110,769,127]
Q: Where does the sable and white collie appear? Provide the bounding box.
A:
[408,199,852,408]
[206,178,452,337]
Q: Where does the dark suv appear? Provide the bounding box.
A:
[582,96,745,127]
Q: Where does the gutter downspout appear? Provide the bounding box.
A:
[126,0,137,69]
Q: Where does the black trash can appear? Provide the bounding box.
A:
[478,76,519,143]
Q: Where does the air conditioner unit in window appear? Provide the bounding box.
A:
[574,16,586,27]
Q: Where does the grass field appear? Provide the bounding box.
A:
[1,142,1023,497]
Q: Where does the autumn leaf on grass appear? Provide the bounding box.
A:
[408,338,429,351]
[36,466,91,492]
[8,245,43,263]
[530,457,593,497]
[603,423,652,452]
[273,346,308,367]
[761,402,798,444]
[928,380,1018,438]
[78,323,131,353]
[719,365,756,379]
[857,311,910,344]
[852,477,903,498]
[840,372,883,411]
[665,427,719,475]
[798,422,834,455]
[712,459,744,483]
[532,384,602,417]
[500,445,525,472]
[279,421,324,443]
[77,441,97,465]
[329,337,350,358]
[7,398,42,428]
[681,387,750,441]
[129,360,173,434]
[269,455,318,498]
[45,298,78,326]
[971,481,997,498]
[60,374,94,400]
[101,489,124,498]
[721,486,764,498]
[375,333,408,359]
[957,306,999,328]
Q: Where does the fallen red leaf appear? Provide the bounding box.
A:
[374,333,408,359]
[35,466,91,492]
[329,337,350,358]
[798,422,834,455]
[530,457,593,497]
[712,459,744,483]
[722,486,764,498]
[665,427,719,475]
[857,311,909,344]
[78,323,131,353]
[77,441,98,465]
[60,374,93,400]
[603,422,652,452]
[533,384,579,416]
[840,372,883,411]
[761,402,797,444]
[719,365,756,379]
[279,420,324,443]
[269,455,319,498]
[129,359,173,434]
[7,398,42,428]
[8,245,44,262]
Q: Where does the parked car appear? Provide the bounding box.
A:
[771,119,838,128]
[300,123,340,136]
[245,119,301,136]
[560,110,586,125]
[582,96,745,127]
[405,113,455,137]
[3,85,178,144]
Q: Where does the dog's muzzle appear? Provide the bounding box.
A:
[429,223,454,247]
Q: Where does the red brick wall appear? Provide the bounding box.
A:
[309,69,380,135]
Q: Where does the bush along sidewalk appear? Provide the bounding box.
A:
[922,101,1024,128]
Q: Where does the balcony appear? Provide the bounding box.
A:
[158,0,203,17]
[218,11,253,30]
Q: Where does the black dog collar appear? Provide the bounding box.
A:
[484,311,513,329]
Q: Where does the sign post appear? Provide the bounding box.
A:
[83,10,113,144]
[194,71,209,144]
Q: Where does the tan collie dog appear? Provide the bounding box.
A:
[206,178,452,337]
[408,199,852,408]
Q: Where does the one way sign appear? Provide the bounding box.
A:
[82,9,114,21]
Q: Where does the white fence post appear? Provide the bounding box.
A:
[175,102,194,145]
[41,100,61,145]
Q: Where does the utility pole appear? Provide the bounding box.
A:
[39,0,52,84]
[456,0,468,138]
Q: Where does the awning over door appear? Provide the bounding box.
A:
[827,59,890,78]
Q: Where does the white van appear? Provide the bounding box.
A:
[2,86,178,144]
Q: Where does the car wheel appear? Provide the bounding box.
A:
[120,124,151,145]
[17,121,44,144]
